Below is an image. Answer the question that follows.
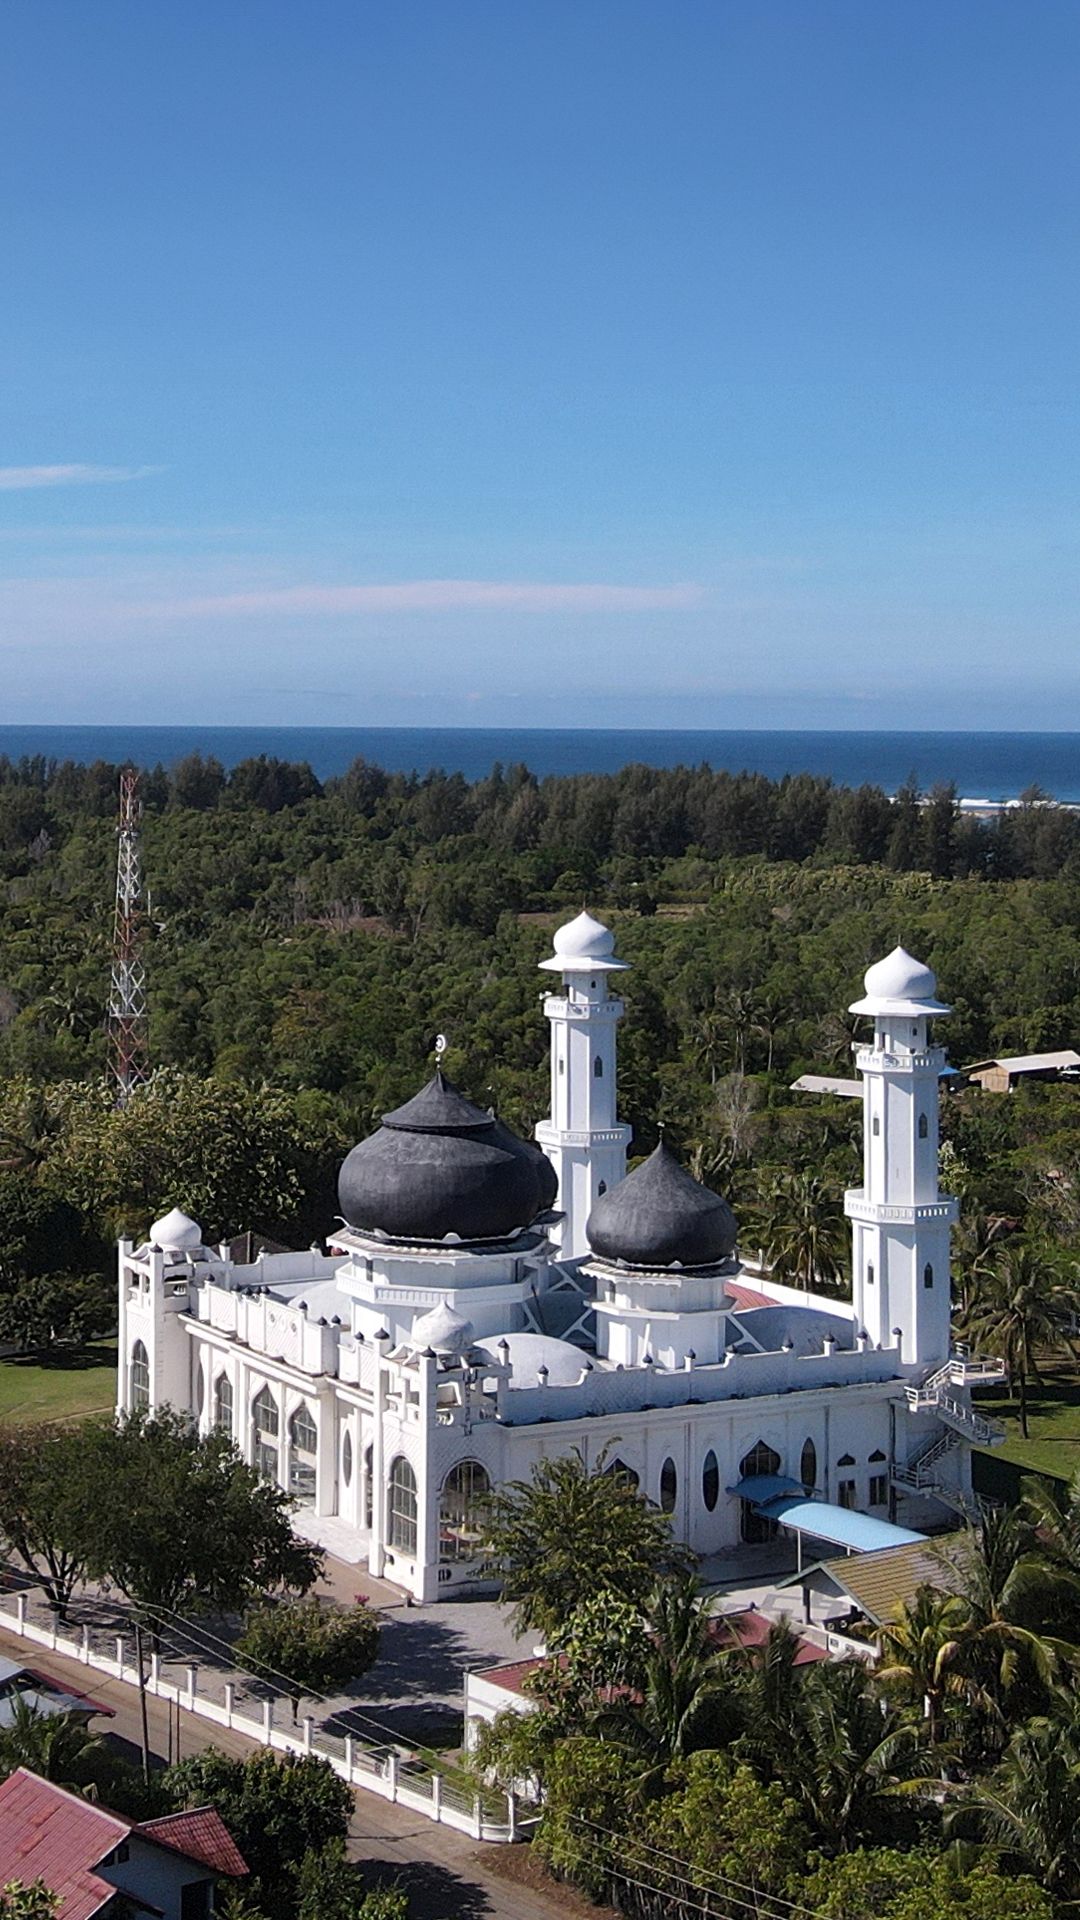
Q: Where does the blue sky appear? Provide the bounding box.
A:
[3,1,1079,728]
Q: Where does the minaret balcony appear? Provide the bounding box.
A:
[844,1190,958,1226]
[852,1045,945,1073]
[535,1121,632,1149]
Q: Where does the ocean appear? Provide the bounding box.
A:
[1,725,1079,802]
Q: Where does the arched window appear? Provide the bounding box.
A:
[739,1440,781,1543]
[868,1449,888,1508]
[924,1263,934,1289]
[213,1373,233,1434]
[439,1461,491,1564]
[363,1444,373,1530]
[252,1386,279,1483]
[288,1401,317,1501]
[918,1113,929,1139]
[702,1449,720,1512]
[603,1456,640,1491]
[594,1055,604,1077]
[195,1364,205,1418]
[800,1438,817,1489]
[388,1456,418,1556]
[659,1458,678,1514]
[130,1340,149,1411]
[867,1262,875,1285]
[837,1453,857,1509]
[342,1431,353,1488]
[872,1116,880,1136]
[597,1180,607,1197]
[740,1439,781,1481]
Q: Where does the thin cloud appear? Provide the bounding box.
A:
[0,464,163,492]
[136,579,704,618]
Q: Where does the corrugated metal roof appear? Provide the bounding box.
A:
[791,1075,863,1098]
[967,1050,1080,1074]
[0,1769,125,1920]
[763,1497,925,1553]
[779,1537,960,1624]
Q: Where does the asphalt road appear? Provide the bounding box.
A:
[0,1622,595,1920]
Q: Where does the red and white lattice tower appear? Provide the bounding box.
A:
[107,767,149,1105]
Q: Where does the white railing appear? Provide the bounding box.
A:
[0,1594,515,1845]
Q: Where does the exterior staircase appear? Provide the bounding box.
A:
[892,1350,1007,1519]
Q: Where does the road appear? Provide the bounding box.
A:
[0,1622,597,1920]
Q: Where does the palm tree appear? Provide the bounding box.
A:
[776,1660,923,1852]
[876,1586,976,1750]
[958,1717,1080,1904]
[961,1242,1080,1437]
[936,1509,1067,1747]
[756,1169,848,1293]
[596,1574,738,1767]
[0,1697,105,1793]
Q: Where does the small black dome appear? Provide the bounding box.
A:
[338,1071,552,1243]
[586,1142,737,1269]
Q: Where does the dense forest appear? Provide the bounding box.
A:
[1,749,1080,1344]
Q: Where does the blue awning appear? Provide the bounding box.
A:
[755,1497,925,1554]
[727,1473,806,1504]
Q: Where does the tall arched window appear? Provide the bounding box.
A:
[289,1401,317,1501]
[130,1340,149,1411]
[739,1439,781,1543]
[213,1373,233,1435]
[363,1444,373,1530]
[388,1456,418,1556]
[702,1449,720,1512]
[252,1386,279,1483]
[594,1055,604,1077]
[342,1430,353,1488]
[923,1263,934,1289]
[439,1461,491,1564]
[659,1458,678,1514]
[603,1456,640,1491]
[918,1113,929,1139]
[868,1449,888,1508]
[800,1438,817,1490]
[837,1453,857,1509]
[195,1365,205,1418]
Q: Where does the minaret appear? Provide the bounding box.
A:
[845,947,958,1368]
[535,911,632,1259]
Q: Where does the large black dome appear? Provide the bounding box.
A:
[338,1071,555,1243]
[586,1142,738,1269]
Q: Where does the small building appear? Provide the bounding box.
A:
[790,1075,863,1099]
[0,1653,112,1729]
[0,1767,248,1919]
[776,1534,961,1632]
[965,1050,1080,1093]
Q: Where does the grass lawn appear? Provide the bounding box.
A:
[0,1342,117,1424]
[974,1357,1080,1480]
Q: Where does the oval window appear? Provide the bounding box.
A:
[660,1457,677,1514]
[702,1450,719,1512]
[342,1430,353,1487]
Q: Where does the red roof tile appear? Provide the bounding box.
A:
[139,1809,248,1878]
[726,1280,775,1310]
[0,1770,125,1920]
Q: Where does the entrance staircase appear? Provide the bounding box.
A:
[892,1351,1007,1519]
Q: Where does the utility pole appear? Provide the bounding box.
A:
[107,766,149,1106]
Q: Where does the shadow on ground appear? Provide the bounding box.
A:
[360,1856,493,1919]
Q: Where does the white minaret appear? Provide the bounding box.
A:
[845,948,958,1369]
[535,911,632,1259]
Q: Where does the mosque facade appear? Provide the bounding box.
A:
[116,915,1003,1601]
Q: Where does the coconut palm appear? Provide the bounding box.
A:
[775,1660,923,1852]
[957,1717,1080,1904]
[960,1242,1080,1437]
[0,1697,105,1793]
[876,1586,977,1750]
[936,1509,1068,1747]
[756,1169,848,1293]
[596,1573,738,1767]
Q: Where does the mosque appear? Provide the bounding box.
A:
[116,914,1004,1601]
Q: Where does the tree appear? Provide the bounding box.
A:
[0,1697,105,1793]
[960,1241,1080,1437]
[596,1573,737,1766]
[0,1886,59,1920]
[754,1168,848,1292]
[0,1271,112,1350]
[295,1843,407,1920]
[936,1508,1064,1747]
[805,1846,1052,1920]
[85,1409,322,1635]
[956,1717,1080,1905]
[767,1660,925,1852]
[236,1598,380,1723]
[0,1424,100,1617]
[876,1586,975,1749]
[482,1446,694,1638]
[165,1749,352,1920]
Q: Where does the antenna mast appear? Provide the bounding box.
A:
[107,766,149,1106]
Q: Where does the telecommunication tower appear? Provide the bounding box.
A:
[107,766,149,1105]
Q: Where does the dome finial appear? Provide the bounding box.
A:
[539,909,629,975]
[849,945,951,1018]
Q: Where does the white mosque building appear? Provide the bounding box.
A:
[116,916,1004,1602]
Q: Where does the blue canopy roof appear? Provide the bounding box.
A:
[728,1478,926,1553]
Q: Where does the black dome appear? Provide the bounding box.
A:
[338,1071,553,1243]
[586,1142,738,1269]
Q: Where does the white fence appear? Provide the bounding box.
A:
[0,1593,516,1843]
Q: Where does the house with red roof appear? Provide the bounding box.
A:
[0,1768,248,1920]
